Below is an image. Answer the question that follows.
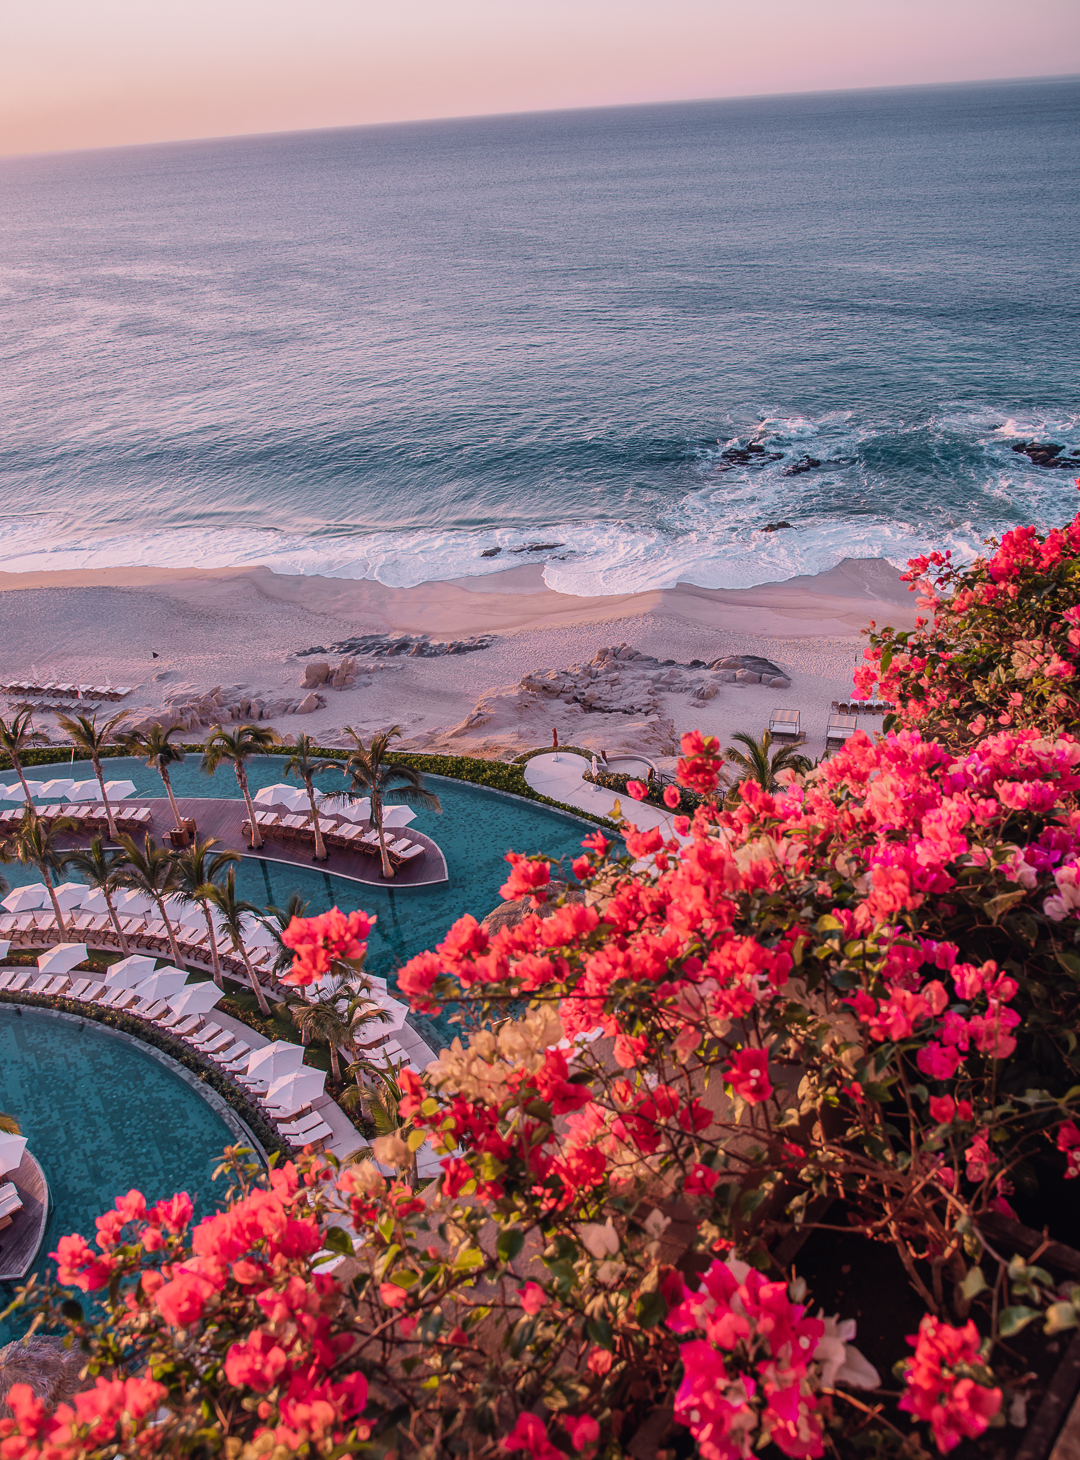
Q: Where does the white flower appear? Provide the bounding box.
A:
[580,1221,620,1259]
[1045,864,1080,922]
[813,1315,881,1390]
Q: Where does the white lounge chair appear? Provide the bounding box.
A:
[284,1120,333,1148]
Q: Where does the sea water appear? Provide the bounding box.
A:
[1,76,1077,593]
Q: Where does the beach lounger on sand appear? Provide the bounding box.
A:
[768,708,802,743]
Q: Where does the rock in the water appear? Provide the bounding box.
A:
[761,521,793,532]
[481,547,501,557]
[783,456,821,477]
[511,542,564,554]
[1011,441,1080,469]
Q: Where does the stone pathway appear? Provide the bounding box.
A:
[523,752,688,843]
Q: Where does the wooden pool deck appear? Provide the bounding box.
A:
[56,797,448,889]
[0,1150,48,1282]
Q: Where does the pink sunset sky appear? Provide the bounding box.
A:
[2,0,1078,157]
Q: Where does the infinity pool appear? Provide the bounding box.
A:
[3,756,591,1006]
[0,1005,241,1341]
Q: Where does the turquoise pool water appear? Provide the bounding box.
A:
[2,756,591,1004]
[0,1005,239,1340]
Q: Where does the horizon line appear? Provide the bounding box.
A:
[4,68,1078,164]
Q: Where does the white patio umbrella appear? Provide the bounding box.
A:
[371,992,409,1033]
[80,889,113,914]
[255,784,307,812]
[0,781,43,802]
[66,780,102,802]
[37,942,88,974]
[1,884,48,913]
[114,890,154,917]
[37,778,75,800]
[239,914,275,948]
[131,968,189,1003]
[105,953,159,987]
[167,981,225,1018]
[51,882,90,911]
[103,780,137,799]
[266,1068,325,1110]
[0,1133,28,1176]
[247,1041,306,1081]
[381,805,417,830]
[327,797,370,822]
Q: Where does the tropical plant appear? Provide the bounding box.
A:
[0,807,76,937]
[260,893,310,978]
[340,724,440,879]
[123,722,186,830]
[283,733,339,862]
[54,709,132,839]
[0,1111,20,1135]
[114,833,185,967]
[174,837,239,988]
[277,977,388,1085]
[65,837,132,954]
[721,726,812,801]
[201,724,279,850]
[0,708,48,804]
[204,867,272,1016]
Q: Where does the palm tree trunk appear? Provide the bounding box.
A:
[306,776,327,861]
[204,905,223,987]
[238,942,271,1015]
[237,765,262,849]
[41,869,67,940]
[160,766,184,830]
[11,752,35,809]
[103,886,129,954]
[376,820,395,880]
[156,896,185,967]
[329,1039,341,1084]
[92,753,118,840]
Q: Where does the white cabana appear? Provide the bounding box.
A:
[167,981,225,1018]
[266,1068,326,1111]
[36,942,88,974]
[381,805,417,829]
[255,784,308,812]
[66,780,102,802]
[0,1133,28,1176]
[132,968,189,1003]
[103,780,137,799]
[246,1041,306,1082]
[52,882,90,912]
[37,779,75,800]
[1,885,48,913]
[105,953,159,987]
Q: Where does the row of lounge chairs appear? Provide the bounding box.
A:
[832,700,889,715]
[9,698,103,715]
[0,804,153,833]
[244,811,425,868]
[1,680,131,700]
[0,910,278,983]
[0,966,333,1150]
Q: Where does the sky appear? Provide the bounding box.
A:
[1,0,1078,157]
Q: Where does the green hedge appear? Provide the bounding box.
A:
[0,988,287,1159]
[583,768,698,816]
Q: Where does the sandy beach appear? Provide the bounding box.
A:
[0,556,919,766]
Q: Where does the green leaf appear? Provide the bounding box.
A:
[635,1290,668,1329]
[322,1225,353,1256]
[587,1316,614,1349]
[1045,1302,1080,1335]
[985,889,1028,923]
[406,1127,427,1152]
[816,914,843,934]
[961,1267,987,1300]
[454,1246,485,1271]
[998,1305,1040,1337]
[496,1228,525,1263]
[1057,952,1080,983]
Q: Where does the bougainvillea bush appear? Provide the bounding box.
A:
[8,507,1080,1460]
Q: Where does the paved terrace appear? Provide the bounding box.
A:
[54,797,448,889]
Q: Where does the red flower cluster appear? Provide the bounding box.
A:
[899,1316,1001,1453]
[280,906,374,986]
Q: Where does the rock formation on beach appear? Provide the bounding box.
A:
[296,633,494,659]
[122,682,328,735]
[1011,441,1080,470]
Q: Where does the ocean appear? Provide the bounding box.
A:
[1,76,1078,595]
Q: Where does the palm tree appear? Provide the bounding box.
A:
[204,868,272,1016]
[0,709,48,804]
[341,725,440,880]
[174,837,239,989]
[65,837,132,954]
[56,709,132,839]
[202,725,279,850]
[124,723,186,830]
[722,730,813,804]
[339,1063,418,1180]
[115,834,185,967]
[284,734,339,862]
[1,808,76,937]
[277,980,387,1086]
[260,893,310,979]
[0,1112,20,1135]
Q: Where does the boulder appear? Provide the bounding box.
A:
[735,670,761,684]
[766,676,791,689]
[295,693,321,714]
[692,681,720,702]
[302,660,331,687]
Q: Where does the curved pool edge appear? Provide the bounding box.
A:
[0,1003,269,1169]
